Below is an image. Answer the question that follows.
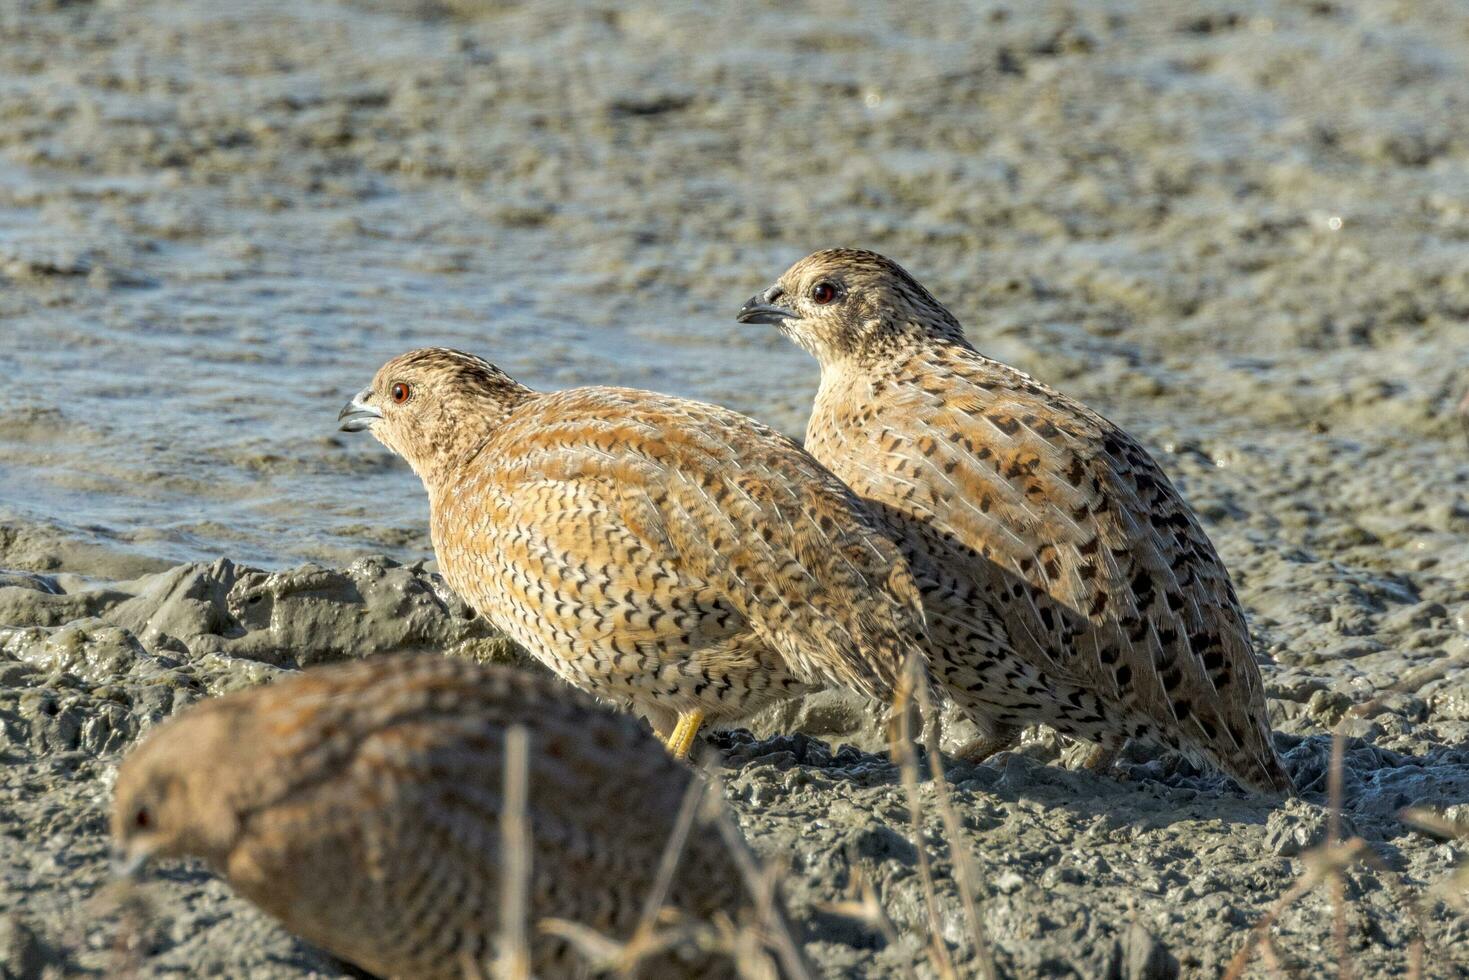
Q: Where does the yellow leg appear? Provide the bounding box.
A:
[664,710,706,760]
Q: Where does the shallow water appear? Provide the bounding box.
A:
[4,0,1467,576]
[0,171,815,568]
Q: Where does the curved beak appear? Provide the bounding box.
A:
[736,286,796,325]
[337,388,381,432]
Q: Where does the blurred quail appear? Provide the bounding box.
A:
[111,654,745,978]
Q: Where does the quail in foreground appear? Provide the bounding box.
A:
[739,249,1291,793]
[111,654,746,978]
[339,347,929,757]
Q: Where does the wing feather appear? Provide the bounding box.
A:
[444,388,924,703]
[809,347,1283,785]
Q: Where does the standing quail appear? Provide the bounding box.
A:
[339,347,930,757]
[739,249,1290,793]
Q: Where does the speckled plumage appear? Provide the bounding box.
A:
[110,654,744,979]
[740,249,1291,793]
[342,348,928,751]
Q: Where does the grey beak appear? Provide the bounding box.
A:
[736,286,796,325]
[111,846,148,880]
[337,388,382,432]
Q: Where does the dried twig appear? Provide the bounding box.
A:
[495,725,532,980]
[815,863,917,980]
[890,653,959,980]
[703,766,817,980]
[633,771,708,939]
[913,666,997,980]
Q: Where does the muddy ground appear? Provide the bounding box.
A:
[2,0,1468,976]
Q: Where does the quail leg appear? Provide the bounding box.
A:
[664,710,706,759]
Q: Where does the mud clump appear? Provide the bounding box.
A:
[0,556,516,757]
[3,555,1464,976]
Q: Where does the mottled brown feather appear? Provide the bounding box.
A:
[111,655,744,978]
[348,349,928,738]
[751,248,1290,793]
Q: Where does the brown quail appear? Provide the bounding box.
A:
[110,654,746,979]
[338,347,929,757]
[738,249,1291,793]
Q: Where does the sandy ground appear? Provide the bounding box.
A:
[2,0,1468,976]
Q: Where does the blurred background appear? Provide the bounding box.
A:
[1,0,1465,577]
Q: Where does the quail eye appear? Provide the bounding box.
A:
[134,807,151,830]
[390,382,411,404]
[811,281,838,305]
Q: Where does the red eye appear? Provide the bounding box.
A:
[134,808,151,830]
[811,282,837,305]
[391,382,411,404]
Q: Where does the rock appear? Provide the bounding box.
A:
[0,621,154,686]
[744,689,890,753]
[3,557,519,684]
[1107,921,1179,980]
[993,870,1025,895]
[218,556,511,667]
[0,572,59,597]
[1264,804,1358,858]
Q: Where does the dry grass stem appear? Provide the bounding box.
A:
[1407,937,1424,980]
[890,654,959,980]
[1257,933,1291,978]
[914,668,997,980]
[1224,715,1387,980]
[495,724,532,980]
[1224,646,1469,980]
[1222,870,1318,980]
[1401,806,1469,914]
[815,864,919,980]
[729,916,782,980]
[1326,724,1350,980]
[537,918,628,970]
[1347,654,1468,719]
[632,771,708,940]
[540,913,712,975]
[703,766,817,980]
